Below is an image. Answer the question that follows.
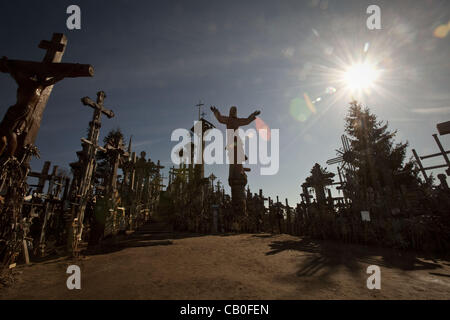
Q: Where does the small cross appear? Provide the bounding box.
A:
[195,100,204,120]
[29,161,51,193]
[81,91,115,119]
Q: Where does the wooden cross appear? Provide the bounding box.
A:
[258,189,269,213]
[190,118,215,179]
[285,198,292,233]
[0,33,94,158]
[259,189,268,201]
[159,173,168,189]
[104,136,127,193]
[28,161,51,194]
[38,164,61,256]
[275,196,282,207]
[82,92,115,118]
[412,133,450,182]
[121,138,134,186]
[69,91,114,255]
[301,185,313,205]
[326,134,356,173]
[155,160,165,171]
[432,134,450,175]
[28,161,63,196]
[81,91,115,141]
[70,91,114,193]
[437,121,450,136]
[209,173,217,184]
[195,100,204,120]
[285,198,291,208]
[46,165,60,196]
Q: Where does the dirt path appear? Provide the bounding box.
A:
[1,223,449,299]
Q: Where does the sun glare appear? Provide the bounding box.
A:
[343,62,380,91]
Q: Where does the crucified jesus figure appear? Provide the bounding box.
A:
[0,57,68,157]
[211,105,260,220]
[211,106,260,163]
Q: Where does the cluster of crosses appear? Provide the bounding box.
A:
[285,129,450,247]
[165,109,449,244]
[165,158,299,236]
[1,33,449,274]
[165,158,270,234]
[0,34,165,272]
[164,103,262,234]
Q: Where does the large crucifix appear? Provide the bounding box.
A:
[211,105,260,218]
[0,33,94,159]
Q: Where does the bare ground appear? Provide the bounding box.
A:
[1,223,449,300]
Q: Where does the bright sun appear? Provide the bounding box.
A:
[343,62,380,91]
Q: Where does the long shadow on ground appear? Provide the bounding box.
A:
[82,223,209,256]
[266,237,447,280]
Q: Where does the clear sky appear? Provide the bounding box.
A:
[0,0,449,205]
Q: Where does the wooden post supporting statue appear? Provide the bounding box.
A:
[211,106,260,219]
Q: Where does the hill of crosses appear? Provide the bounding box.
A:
[0,1,450,302]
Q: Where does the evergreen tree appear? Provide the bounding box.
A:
[344,101,419,191]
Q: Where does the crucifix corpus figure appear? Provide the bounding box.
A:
[211,105,260,219]
[0,33,94,159]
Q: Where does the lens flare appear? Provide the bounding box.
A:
[433,22,450,38]
[290,97,311,122]
[325,86,337,95]
[303,93,317,113]
[255,117,271,141]
[363,42,370,53]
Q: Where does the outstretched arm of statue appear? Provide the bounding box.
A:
[0,57,21,84]
[0,57,22,85]
[238,110,261,126]
[210,106,229,124]
[43,64,83,87]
